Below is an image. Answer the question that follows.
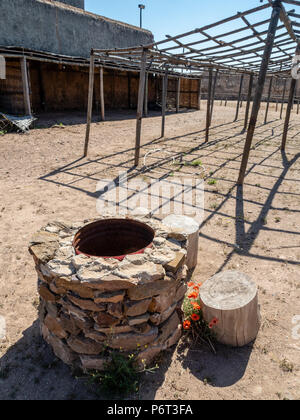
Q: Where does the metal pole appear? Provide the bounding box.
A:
[237,1,281,185]
[135,48,148,166]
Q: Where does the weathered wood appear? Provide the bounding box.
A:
[243,74,254,132]
[84,52,95,157]
[200,271,260,347]
[210,70,218,126]
[197,77,202,110]
[206,69,213,142]
[144,72,149,117]
[282,78,297,150]
[134,49,148,166]
[176,77,181,113]
[234,74,244,121]
[21,57,32,116]
[280,78,287,119]
[161,68,169,138]
[99,66,105,121]
[162,215,199,270]
[237,2,281,185]
[264,76,273,124]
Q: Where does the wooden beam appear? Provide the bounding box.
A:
[134,48,148,166]
[237,2,281,185]
[280,78,287,119]
[234,74,244,122]
[197,77,202,110]
[84,52,95,157]
[161,68,169,138]
[100,66,105,121]
[176,77,181,113]
[206,68,213,143]
[243,74,254,132]
[144,72,149,117]
[210,69,219,126]
[21,57,32,116]
[264,76,273,124]
[281,77,297,150]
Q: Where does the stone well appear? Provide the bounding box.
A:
[29,215,190,371]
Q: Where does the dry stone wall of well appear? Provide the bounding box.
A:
[29,216,189,371]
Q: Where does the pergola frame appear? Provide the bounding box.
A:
[84,0,300,185]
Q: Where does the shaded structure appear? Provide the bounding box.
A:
[85,0,300,185]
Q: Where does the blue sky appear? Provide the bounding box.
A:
[85,0,272,41]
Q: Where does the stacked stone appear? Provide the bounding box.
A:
[29,216,189,371]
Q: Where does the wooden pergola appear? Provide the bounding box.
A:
[84,0,300,185]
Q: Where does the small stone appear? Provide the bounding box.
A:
[130,207,152,217]
[107,302,123,319]
[107,328,158,351]
[153,237,166,247]
[127,277,177,301]
[42,325,77,365]
[128,313,150,326]
[113,262,165,283]
[94,290,125,304]
[150,252,176,265]
[44,315,68,339]
[60,299,91,321]
[123,254,147,265]
[45,301,59,318]
[84,330,106,343]
[67,295,105,312]
[47,260,75,277]
[95,312,120,327]
[94,324,133,334]
[150,303,177,326]
[149,288,176,313]
[156,312,181,345]
[78,270,135,291]
[59,313,80,335]
[164,252,185,273]
[55,246,74,260]
[45,225,60,233]
[80,355,110,371]
[124,298,152,317]
[30,231,59,245]
[67,336,104,355]
[55,277,94,299]
[71,254,90,270]
[38,284,57,302]
[132,322,152,334]
[29,244,58,264]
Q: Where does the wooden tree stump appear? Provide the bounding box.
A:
[162,215,199,270]
[200,270,260,347]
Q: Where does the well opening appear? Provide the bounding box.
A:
[73,218,155,259]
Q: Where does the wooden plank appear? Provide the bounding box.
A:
[237,2,281,185]
[234,74,244,122]
[161,68,169,138]
[176,77,181,113]
[210,69,218,126]
[84,52,95,157]
[205,68,213,143]
[243,74,254,132]
[280,78,287,119]
[144,72,149,117]
[134,49,148,166]
[100,66,105,121]
[264,76,273,124]
[281,77,297,151]
[21,57,32,116]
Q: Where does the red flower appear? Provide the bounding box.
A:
[191,314,200,322]
[209,318,219,328]
[188,292,198,299]
[183,320,191,330]
[193,285,199,291]
[191,302,201,311]
[188,282,195,287]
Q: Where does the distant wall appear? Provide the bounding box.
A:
[0,0,153,58]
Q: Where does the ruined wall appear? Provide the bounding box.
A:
[0,0,153,58]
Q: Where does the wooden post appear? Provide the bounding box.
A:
[280,78,287,119]
[161,68,169,138]
[237,1,281,185]
[210,69,218,125]
[205,69,213,143]
[234,74,244,122]
[243,74,254,132]
[99,66,105,121]
[134,48,148,166]
[176,77,181,113]
[197,77,202,110]
[128,73,131,109]
[200,271,260,347]
[21,57,32,116]
[264,76,273,124]
[84,51,95,157]
[225,98,228,107]
[281,77,297,151]
[144,72,149,117]
[297,100,300,115]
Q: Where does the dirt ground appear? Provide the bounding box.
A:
[0,101,299,400]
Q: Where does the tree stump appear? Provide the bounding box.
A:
[162,215,199,270]
[200,270,260,347]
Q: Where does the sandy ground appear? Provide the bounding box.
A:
[0,101,299,400]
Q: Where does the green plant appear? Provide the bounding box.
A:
[184,160,202,167]
[0,130,7,136]
[208,179,217,185]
